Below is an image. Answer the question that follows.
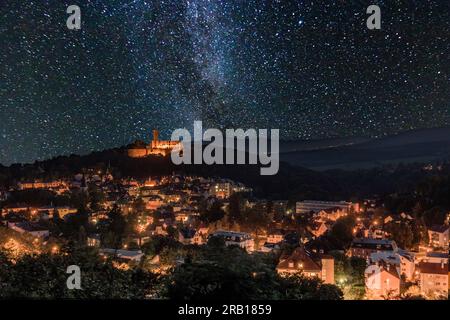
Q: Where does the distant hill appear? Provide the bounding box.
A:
[1,127,449,200]
[1,133,449,201]
[280,127,450,170]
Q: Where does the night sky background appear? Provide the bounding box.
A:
[0,0,449,165]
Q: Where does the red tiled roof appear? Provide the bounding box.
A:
[277,247,322,272]
[418,262,448,275]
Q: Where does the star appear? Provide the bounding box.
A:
[0,0,448,165]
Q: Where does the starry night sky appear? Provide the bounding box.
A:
[0,0,449,165]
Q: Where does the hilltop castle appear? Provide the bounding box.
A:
[128,130,181,158]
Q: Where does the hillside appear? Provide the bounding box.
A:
[280,127,450,170]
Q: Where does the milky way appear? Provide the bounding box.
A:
[0,0,449,165]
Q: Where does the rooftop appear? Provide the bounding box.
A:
[277,247,323,272]
[428,225,449,233]
[418,261,448,275]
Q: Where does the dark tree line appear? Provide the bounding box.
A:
[0,240,343,300]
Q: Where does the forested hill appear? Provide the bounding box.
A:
[1,145,450,204]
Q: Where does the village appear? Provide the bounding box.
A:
[0,168,448,300]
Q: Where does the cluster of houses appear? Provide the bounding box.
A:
[348,235,448,299]
[0,174,448,300]
[0,174,257,257]
[281,200,449,299]
[296,200,360,239]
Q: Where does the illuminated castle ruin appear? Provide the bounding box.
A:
[128,130,181,158]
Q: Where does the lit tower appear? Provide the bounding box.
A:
[151,129,159,148]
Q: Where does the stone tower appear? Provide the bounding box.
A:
[152,129,159,148]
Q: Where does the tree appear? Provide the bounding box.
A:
[63,207,89,239]
[88,185,105,211]
[141,235,181,256]
[0,247,157,299]
[131,197,146,214]
[228,193,243,224]
[52,209,61,223]
[164,243,343,300]
[78,226,87,245]
[104,205,126,248]
[423,207,447,226]
[328,216,356,248]
[242,202,271,234]
[200,200,225,224]
[207,235,226,248]
[329,251,366,300]
[165,262,257,300]
[385,222,414,249]
[317,284,344,300]
[277,274,343,300]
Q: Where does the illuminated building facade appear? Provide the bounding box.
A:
[128,130,182,158]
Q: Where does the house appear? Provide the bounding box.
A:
[427,225,449,249]
[369,252,401,274]
[209,230,254,252]
[315,207,347,222]
[17,180,65,190]
[363,227,386,240]
[89,211,108,224]
[266,229,285,244]
[37,206,77,218]
[276,247,335,284]
[175,212,190,223]
[365,261,401,300]
[100,249,145,263]
[159,191,183,203]
[192,227,209,245]
[423,251,448,263]
[210,182,232,199]
[397,250,416,281]
[145,195,164,211]
[87,234,101,247]
[308,221,328,238]
[1,205,31,215]
[55,206,78,217]
[151,225,169,236]
[400,212,414,221]
[384,216,394,224]
[127,232,152,246]
[260,242,281,253]
[418,260,448,298]
[296,200,359,215]
[369,250,415,281]
[348,238,398,259]
[178,228,196,245]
